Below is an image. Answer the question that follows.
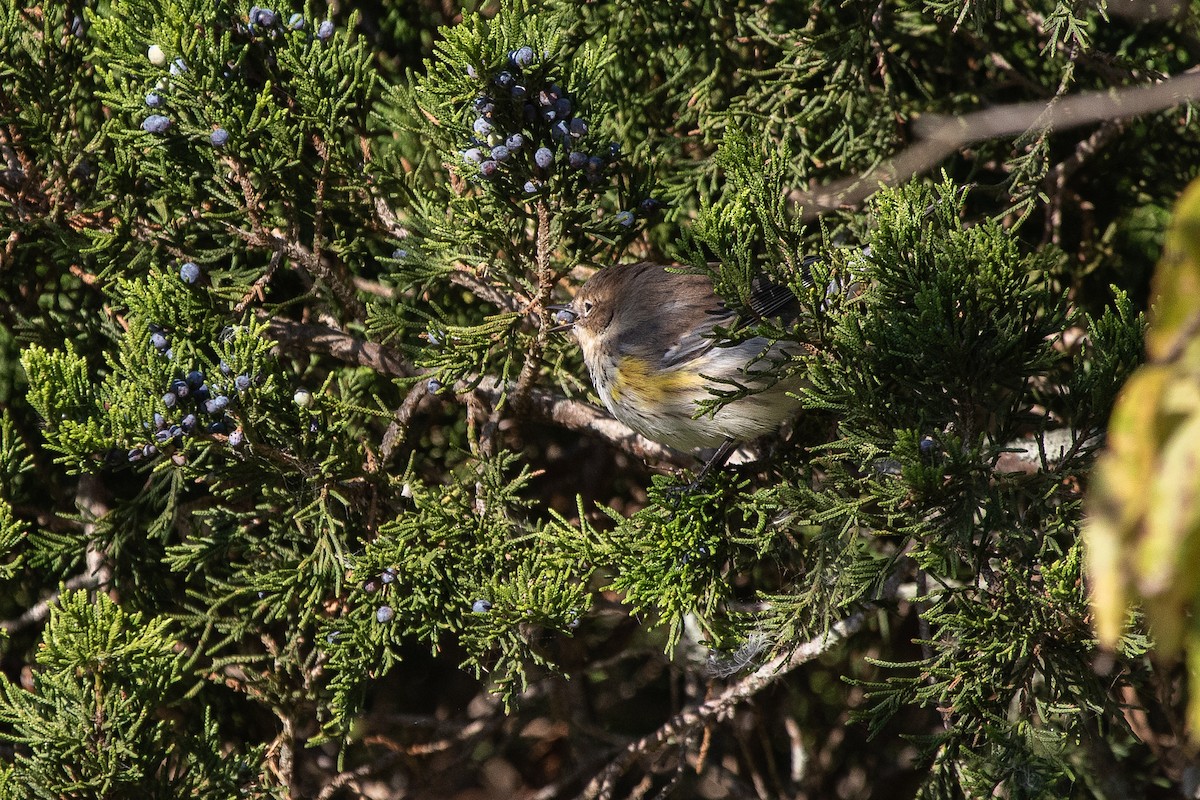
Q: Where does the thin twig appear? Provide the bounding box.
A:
[225,156,367,320]
[0,570,104,634]
[509,200,556,415]
[573,612,870,800]
[314,752,402,800]
[1043,118,1126,246]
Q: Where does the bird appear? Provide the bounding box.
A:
[552,261,806,478]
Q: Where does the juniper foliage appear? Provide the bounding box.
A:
[0,0,1196,797]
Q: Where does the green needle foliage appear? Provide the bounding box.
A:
[0,0,1195,797]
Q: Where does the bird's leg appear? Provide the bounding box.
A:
[663,439,738,511]
[684,437,738,492]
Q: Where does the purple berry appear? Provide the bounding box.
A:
[162,392,177,409]
[472,600,492,613]
[145,92,163,108]
[587,155,604,172]
[381,568,397,584]
[615,210,635,227]
[219,360,232,376]
[523,180,538,194]
[510,84,526,100]
[127,448,143,462]
[150,332,168,350]
[155,429,171,443]
[363,579,379,593]
[568,118,588,138]
[143,444,158,457]
[490,145,510,162]
[186,370,204,389]
[534,147,553,169]
[494,71,513,88]
[554,97,572,117]
[550,121,568,141]
[639,197,664,214]
[153,412,166,428]
[479,160,498,178]
[568,150,587,169]
[505,134,524,150]
[317,19,334,40]
[210,128,229,147]
[235,374,251,392]
[170,379,189,398]
[473,96,494,114]
[179,261,200,284]
[169,58,187,76]
[229,429,245,447]
[207,420,228,434]
[375,605,394,623]
[462,147,483,164]
[254,8,277,26]
[181,414,196,432]
[473,117,494,137]
[142,114,171,134]
[392,248,408,260]
[287,13,304,29]
[427,379,442,393]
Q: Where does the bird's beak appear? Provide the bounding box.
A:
[547,304,576,333]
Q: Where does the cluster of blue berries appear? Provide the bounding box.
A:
[139,10,334,144]
[460,47,620,197]
[361,567,399,623]
[113,352,253,464]
[243,6,332,39]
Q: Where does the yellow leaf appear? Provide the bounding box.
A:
[1139,409,1200,597]
[1082,510,1129,646]
[1147,178,1200,363]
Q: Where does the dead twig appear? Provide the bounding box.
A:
[792,68,1200,218]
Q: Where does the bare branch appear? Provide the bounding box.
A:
[264,316,687,467]
[264,315,418,379]
[794,68,1200,218]
[2,474,113,634]
[574,612,869,800]
[476,384,688,469]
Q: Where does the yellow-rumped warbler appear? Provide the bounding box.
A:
[553,261,804,464]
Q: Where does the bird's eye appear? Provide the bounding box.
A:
[581,300,594,316]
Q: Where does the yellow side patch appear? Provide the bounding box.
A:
[613,356,706,403]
